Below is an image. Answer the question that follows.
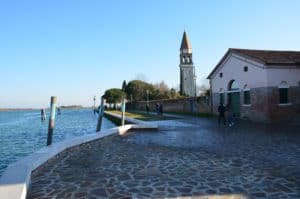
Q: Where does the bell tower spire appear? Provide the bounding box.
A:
[179,31,196,96]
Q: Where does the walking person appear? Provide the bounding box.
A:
[226,103,234,127]
[155,103,159,115]
[159,103,163,116]
[218,103,226,126]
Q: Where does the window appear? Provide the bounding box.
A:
[182,57,185,63]
[219,73,223,78]
[186,57,190,63]
[244,66,248,72]
[229,80,239,91]
[279,88,288,104]
[278,81,289,104]
[219,93,224,104]
[244,90,251,104]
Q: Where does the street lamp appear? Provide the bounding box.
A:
[146,90,149,106]
[93,96,96,114]
[146,90,150,114]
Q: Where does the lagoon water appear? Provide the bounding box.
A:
[0,109,116,176]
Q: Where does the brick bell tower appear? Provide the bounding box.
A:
[179,31,196,96]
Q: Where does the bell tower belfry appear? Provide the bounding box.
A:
[179,31,196,96]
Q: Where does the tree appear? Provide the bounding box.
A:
[197,84,210,96]
[153,81,169,93]
[122,80,127,91]
[124,80,183,102]
[169,88,181,99]
[103,88,125,107]
[125,80,155,102]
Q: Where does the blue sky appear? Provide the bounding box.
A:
[1,0,300,108]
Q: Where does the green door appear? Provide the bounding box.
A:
[228,92,240,118]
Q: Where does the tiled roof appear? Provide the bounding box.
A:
[231,48,300,65]
[207,48,300,79]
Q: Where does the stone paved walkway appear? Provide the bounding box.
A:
[28,117,300,199]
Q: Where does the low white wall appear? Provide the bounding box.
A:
[0,114,158,199]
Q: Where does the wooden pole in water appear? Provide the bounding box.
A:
[41,109,46,121]
[47,96,56,146]
[47,96,57,146]
[96,96,104,132]
[121,98,126,126]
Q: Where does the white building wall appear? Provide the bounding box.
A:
[266,67,300,87]
[211,53,267,93]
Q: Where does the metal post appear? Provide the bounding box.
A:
[47,96,57,146]
[130,94,133,110]
[146,90,150,114]
[146,90,149,107]
[96,97,104,132]
[121,98,126,126]
[93,96,96,114]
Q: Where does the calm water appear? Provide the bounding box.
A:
[0,109,115,176]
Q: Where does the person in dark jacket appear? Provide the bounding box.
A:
[159,103,163,116]
[155,103,159,115]
[218,103,226,126]
[226,103,234,127]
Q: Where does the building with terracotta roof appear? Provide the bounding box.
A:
[207,48,300,123]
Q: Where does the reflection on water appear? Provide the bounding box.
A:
[0,109,115,176]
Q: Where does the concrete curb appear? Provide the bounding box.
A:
[0,123,157,199]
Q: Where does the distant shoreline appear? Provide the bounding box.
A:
[0,108,38,112]
[0,106,89,112]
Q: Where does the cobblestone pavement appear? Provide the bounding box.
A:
[28,118,300,199]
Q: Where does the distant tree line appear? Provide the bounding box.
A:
[103,80,183,106]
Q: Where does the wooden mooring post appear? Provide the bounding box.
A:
[41,109,46,121]
[47,96,57,146]
[121,98,126,126]
[96,96,104,132]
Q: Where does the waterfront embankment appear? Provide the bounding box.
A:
[27,114,300,198]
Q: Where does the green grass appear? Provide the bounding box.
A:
[106,110,176,121]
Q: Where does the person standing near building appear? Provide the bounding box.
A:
[159,103,163,116]
[218,103,226,126]
[226,103,234,127]
[155,103,159,115]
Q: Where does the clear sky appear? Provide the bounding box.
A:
[1,0,300,108]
